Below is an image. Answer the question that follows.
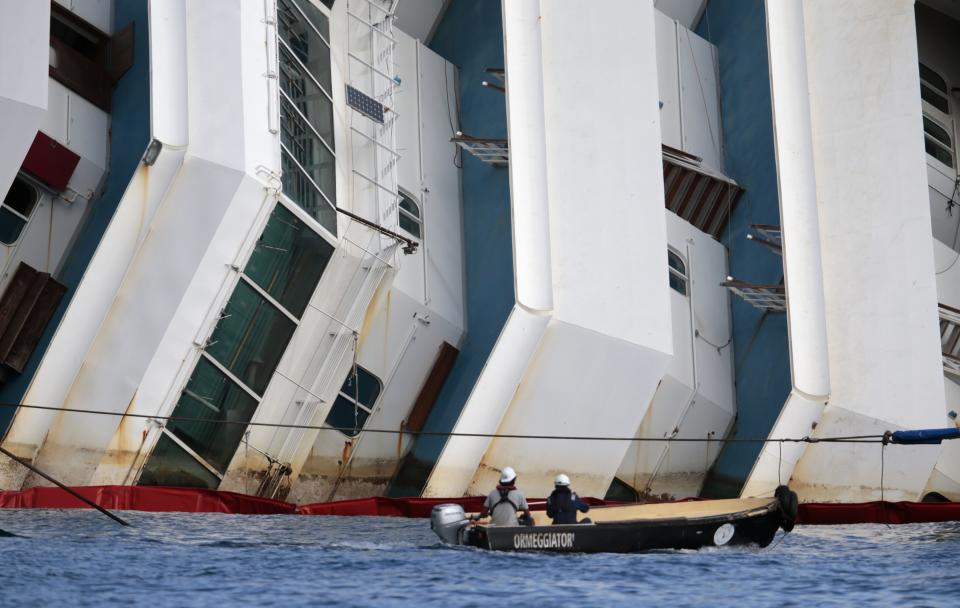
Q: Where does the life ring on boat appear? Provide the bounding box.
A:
[775,485,799,532]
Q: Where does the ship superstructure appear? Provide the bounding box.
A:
[0,0,956,505]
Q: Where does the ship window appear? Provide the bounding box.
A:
[919,63,954,169]
[668,249,688,296]
[164,357,260,473]
[205,280,297,395]
[924,116,954,169]
[0,178,39,245]
[138,433,222,489]
[278,0,331,92]
[50,11,103,62]
[922,83,949,115]
[141,203,335,487]
[278,0,337,235]
[325,366,382,437]
[920,63,949,113]
[47,3,133,112]
[245,203,335,318]
[398,191,422,238]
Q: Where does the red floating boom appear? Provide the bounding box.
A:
[0,486,957,526]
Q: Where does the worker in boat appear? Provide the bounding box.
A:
[472,466,532,526]
[546,474,591,525]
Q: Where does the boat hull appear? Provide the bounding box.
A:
[465,502,784,553]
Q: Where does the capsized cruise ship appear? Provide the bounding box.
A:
[0,0,957,506]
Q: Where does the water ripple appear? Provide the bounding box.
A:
[0,510,956,606]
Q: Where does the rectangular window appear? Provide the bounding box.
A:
[138,433,223,489]
[244,203,336,318]
[924,116,954,169]
[668,249,688,296]
[279,90,336,207]
[48,3,134,111]
[279,48,334,148]
[921,83,949,114]
[278,0,332,94]
[281,150,338,235]
[398,192,422,239]
[325,366,382,437]
[0,177,40,245]
[205,279,297,395]
[164,357,260,472]
[919,63,954,170]
[141,203,336,488]
[278,0,337,235]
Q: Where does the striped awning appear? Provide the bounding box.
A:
[450,135,745,235]
[662,146,743,239]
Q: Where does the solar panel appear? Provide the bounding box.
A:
[346,85,385,123]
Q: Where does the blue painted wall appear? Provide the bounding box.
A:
[695,0,792,497]
[0,0,151,435]
[389,0,513,496]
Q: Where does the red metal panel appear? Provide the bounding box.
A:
[21,132,81,192]
[6,275,68,372]
[405,342,459,433]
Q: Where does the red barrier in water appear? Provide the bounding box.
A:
[0,486,957,525]
[797,501,960,525]
[0,486,295,515]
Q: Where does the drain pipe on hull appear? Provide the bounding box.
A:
[741,0,830,499]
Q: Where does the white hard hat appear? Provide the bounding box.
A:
[499,466,517,484]
[555,473,570,487]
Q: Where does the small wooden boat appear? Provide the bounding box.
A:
[431,487,798,553]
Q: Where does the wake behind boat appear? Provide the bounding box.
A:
[431,487,798,553]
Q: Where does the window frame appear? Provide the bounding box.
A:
[326,365,383,438]
[397,190,423,239]
[0,176,40,247]
[276,0,339,236]
[919,62,956,173]
[668,248,688,297]
[140,199,337,487]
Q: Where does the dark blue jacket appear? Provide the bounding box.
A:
[546,487,590,524]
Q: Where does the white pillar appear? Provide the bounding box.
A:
[741,0,831,498]
[768,0,830,399]
[502,0,553,312]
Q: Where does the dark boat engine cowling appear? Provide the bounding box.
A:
[775,485,799,532]
[431,503,470,545]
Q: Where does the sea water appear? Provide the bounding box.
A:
[0,510,956,607]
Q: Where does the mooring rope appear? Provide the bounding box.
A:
[0,402,893,444]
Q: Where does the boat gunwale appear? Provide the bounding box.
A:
[472,499,781,531]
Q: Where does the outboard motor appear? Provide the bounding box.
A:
[431,503,469,545]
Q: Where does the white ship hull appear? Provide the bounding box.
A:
[0,0,956,504]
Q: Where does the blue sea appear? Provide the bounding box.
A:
[0,510,956,607]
